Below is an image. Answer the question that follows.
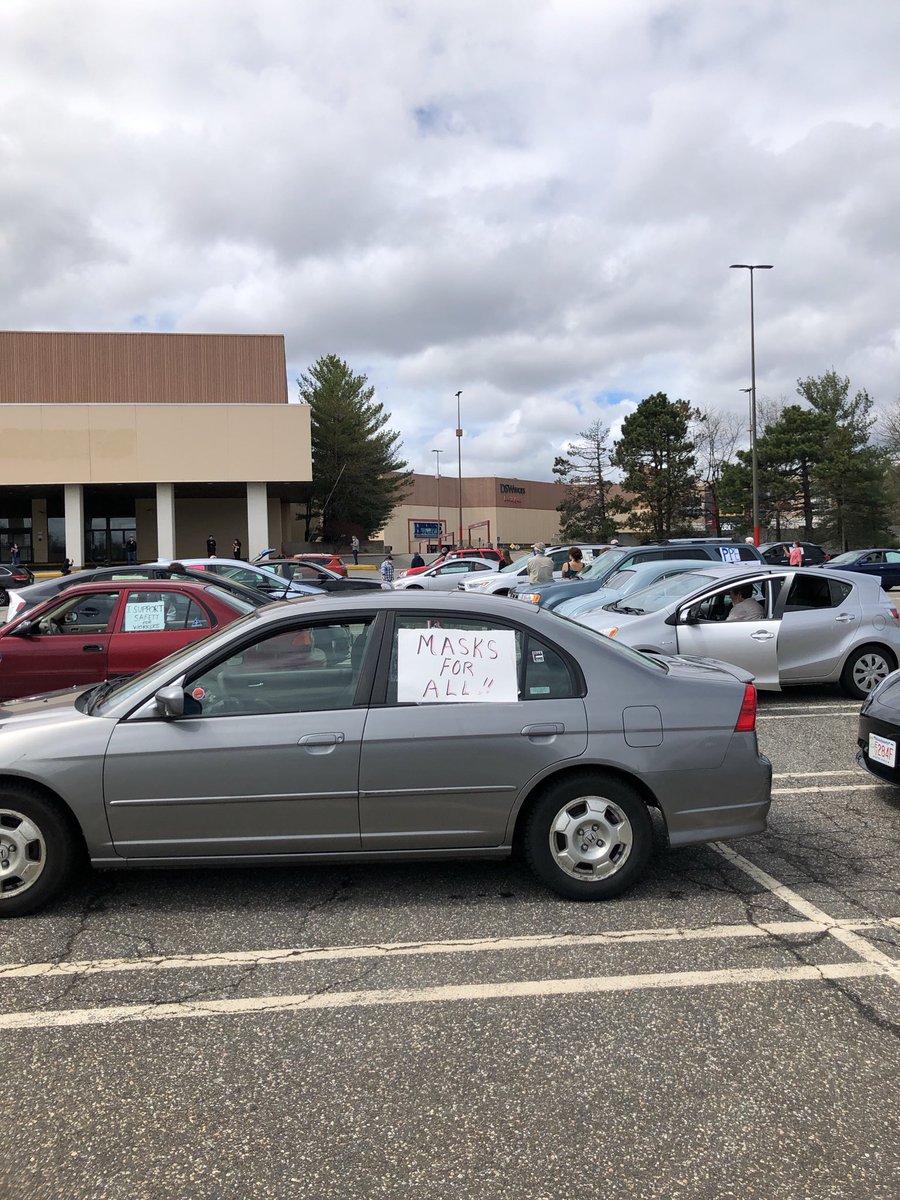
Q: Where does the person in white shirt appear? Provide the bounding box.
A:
[727,585,765,622]
[526,543,554,584]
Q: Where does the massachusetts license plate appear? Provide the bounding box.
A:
[868,732,897,768]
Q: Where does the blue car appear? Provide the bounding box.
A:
[822,549,900,591]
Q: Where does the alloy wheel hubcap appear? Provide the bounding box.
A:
[549,796,633,881]
[0,810,47,897]
[853,654,891,693]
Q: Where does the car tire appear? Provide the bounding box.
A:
[0,588,7,606]
[523,773,652,900]
[405,585,424,590]
[0,787,79,917]
[840,644,897,700]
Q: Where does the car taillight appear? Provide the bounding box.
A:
[889,607,899,622]
[734,684,757,732]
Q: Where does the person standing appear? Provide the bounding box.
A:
[561,547,585,579]
[788,540,804,566]
[410,550,425,569]
[207,534,216,557]
[125,536,137,564]
[232,538,242,560]
[351,534,360,566]
[526,543,554,584]
[10,542,20,567]
[380,553,395,589]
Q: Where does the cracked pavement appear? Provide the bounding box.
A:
[0,684,898,1200]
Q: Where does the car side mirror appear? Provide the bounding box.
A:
[6,620,35,638]
[154,683,185,718]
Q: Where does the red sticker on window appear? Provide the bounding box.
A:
[192,687,205,700]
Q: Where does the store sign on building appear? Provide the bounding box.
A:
[498,481,527,506]
[413,521,443,539]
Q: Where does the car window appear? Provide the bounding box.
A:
[203,584,262,614]
[385,615,576,704]
[583,549,626,579]
[290,564,324,580]
[784,574,837,611]
[886,552,900,564]
[861,553,884,564]
[688,580,769,623]
[736,547,760,561]
[829,579,853,606]
[183,620,373,716]
[121,590,211,632]
[35,591,120,635]
[602,569,637,590]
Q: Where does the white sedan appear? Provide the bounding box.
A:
[394,557,499,591]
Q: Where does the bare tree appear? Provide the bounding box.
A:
[691,405,745,534]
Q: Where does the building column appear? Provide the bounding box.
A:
[31,497,49,565]
[63,484,84,569]
[246,483,270,558]
[156,483,176,560]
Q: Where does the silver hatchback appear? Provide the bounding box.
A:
[574,565,900,698]
[0,592,771,916]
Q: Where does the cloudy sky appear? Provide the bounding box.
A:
[2,1,898,480]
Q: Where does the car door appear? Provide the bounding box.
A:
[429,561,493,591]
[102,616,377,857]
[359,613,588,848]
[106,588,216,678]
[673,578,782,688]
[777,573,860,681]
[0,589,120,697]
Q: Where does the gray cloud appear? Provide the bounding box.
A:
[1,0,897,480]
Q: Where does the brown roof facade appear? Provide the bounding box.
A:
[0,331,288,405]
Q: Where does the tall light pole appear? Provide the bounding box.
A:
[455,390,463,548]
[730,263,773,545]
[432,448,444,547]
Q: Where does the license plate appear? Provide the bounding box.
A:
[868,732,897,768]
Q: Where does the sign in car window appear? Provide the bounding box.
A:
[397,627,518,703]
[123,600,166,632]
[719,546,741,564]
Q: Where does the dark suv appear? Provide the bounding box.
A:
[511,539,765,609]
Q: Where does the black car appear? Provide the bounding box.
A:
[262,558,381,592]
[857,668,900,784]
[759,541,829,566]
[0,563,35,603]
[4,564,273,622]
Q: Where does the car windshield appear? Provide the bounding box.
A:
[500,557,529,572]
[86,611,263,713]
[204,584,263,613]
[601,568,636,590]
[828,551,861,564]
[610,573,717,614]
[582,549,626,579]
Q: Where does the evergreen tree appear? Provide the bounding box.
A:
[552,420,620,540]
[613,394,697,539]
[297,355,411,540]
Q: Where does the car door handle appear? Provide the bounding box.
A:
[297,733,345,746]
[750,630,775,641]
[834,613,856,623]
[82,644,104,652]
[520,723,564,737]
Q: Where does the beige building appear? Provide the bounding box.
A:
[379,473,567,553]
[0,331,311,567]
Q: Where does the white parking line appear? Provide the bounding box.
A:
[758,713,857,721]
[0,920,860,980]
[0,962,885,1032]
[712,843,900,984]
[772,784,884,794]
[772,771,864,779]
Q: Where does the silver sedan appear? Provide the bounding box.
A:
[0,592,771,916]
[394,557,499,591]
[573,564,900,699]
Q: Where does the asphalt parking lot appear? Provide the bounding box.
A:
[1,687,898,1200]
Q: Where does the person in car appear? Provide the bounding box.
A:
[561,547,585,579]
[727,584,765,622]
[526,543,554,584]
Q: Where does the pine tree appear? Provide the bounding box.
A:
[298,355,411,540]
[552,420,620,540]
[613,394,697,539]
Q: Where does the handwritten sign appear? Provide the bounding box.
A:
[719,545,741,564]
[397,628,518,703]
[123,600,167,632]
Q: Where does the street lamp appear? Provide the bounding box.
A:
[455,390,463,548]
[432,449,444,547]
[730,263,773,545]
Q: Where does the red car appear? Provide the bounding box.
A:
[0,579,257,701]
[292,553,348,577]
[404,547,505,577]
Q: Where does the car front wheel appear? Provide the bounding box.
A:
[523,773,652,900]
[0,788,78,917]
[840,645,897,700]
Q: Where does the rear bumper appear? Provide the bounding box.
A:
[856,712,900,784]
[657,741,773,847]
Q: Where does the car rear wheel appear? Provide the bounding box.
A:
[840,645,896,700]
[523,773,652,900]
[0,788,78,917]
